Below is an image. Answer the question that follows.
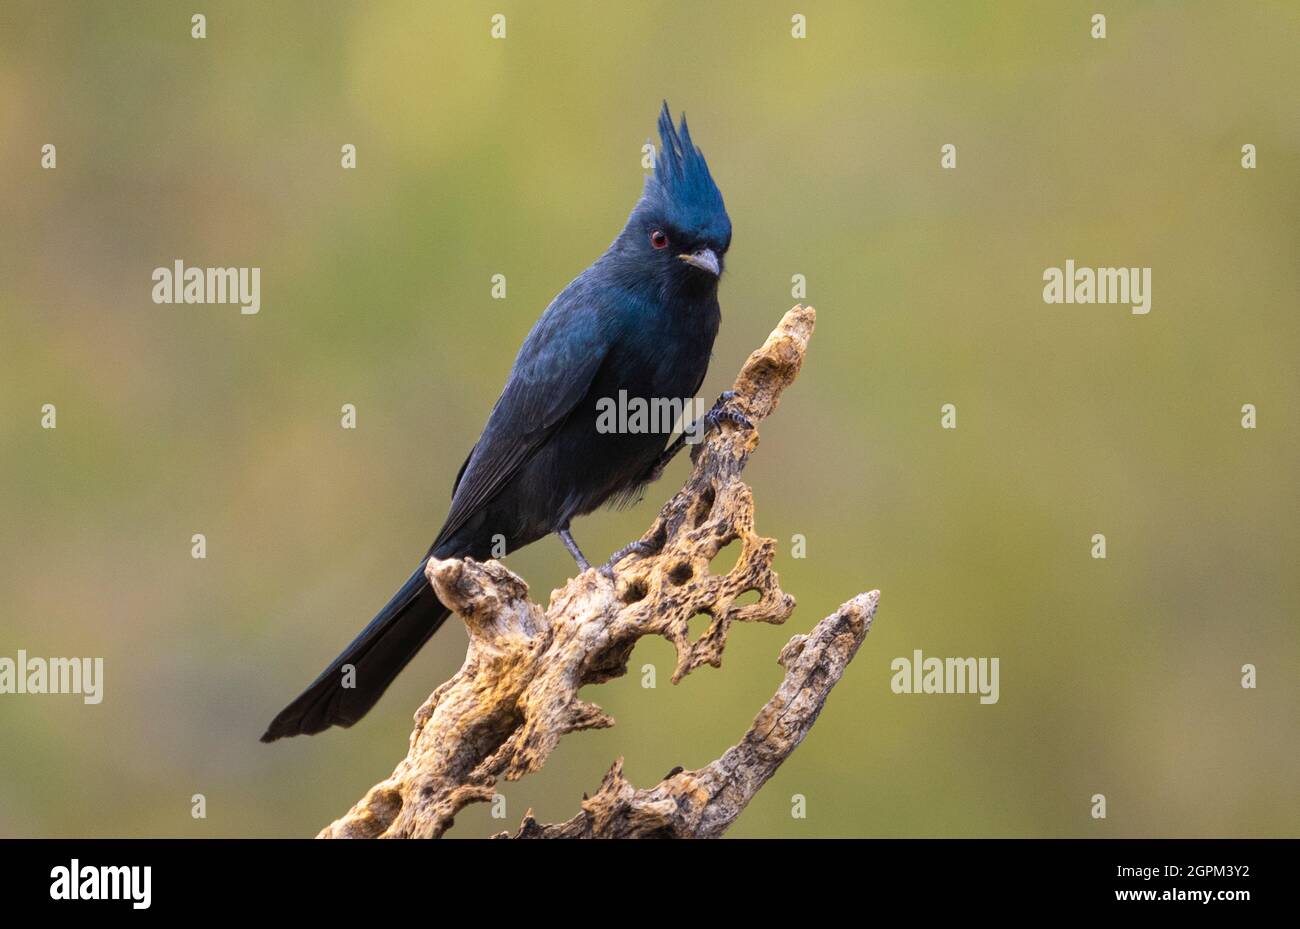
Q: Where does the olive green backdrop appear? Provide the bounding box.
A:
[1,1,1296,838]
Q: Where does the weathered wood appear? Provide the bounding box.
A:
[318,305,883,839]
[502,589,879,838]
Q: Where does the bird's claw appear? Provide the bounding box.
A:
[705,407,753,432]
[703,390,752,433]
[599,538,658,578]
[687,392,752,464]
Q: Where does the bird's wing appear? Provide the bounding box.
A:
[431,295,611,550]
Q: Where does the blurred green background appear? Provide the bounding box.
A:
[1,1,1296,838]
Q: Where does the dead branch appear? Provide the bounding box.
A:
[501,589,879,838]
[318,305,882,839]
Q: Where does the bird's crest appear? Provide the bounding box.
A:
[645,101,730,244]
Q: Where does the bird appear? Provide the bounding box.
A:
[261,102,741,742]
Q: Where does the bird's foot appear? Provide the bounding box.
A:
[702,390,753,433]
[599,538,659,579]
[643,392,754,484]
[687,390,752,463]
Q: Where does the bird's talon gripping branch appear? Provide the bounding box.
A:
[683,391,753,466]
[703,389,752,433]
[599,538,659,578]
[705,408,753,432]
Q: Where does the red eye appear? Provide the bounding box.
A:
[650,229,669,249]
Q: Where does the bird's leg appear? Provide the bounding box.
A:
[599,393,754,580]
[645,434,689,485]
[557,525,591,572]
[648,390,753,480]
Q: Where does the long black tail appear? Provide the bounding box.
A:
[260,562,452,742]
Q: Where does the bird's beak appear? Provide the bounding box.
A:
[678,248,720,277]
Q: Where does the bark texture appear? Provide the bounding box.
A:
[318,305,882,839]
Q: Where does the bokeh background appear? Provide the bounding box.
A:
[1,1,1296,838]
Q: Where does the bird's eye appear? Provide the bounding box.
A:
[650,229,669,249]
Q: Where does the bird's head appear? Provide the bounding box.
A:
[621,102,731,288]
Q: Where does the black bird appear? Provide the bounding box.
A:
[261,102,736,741]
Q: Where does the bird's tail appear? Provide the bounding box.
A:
[260,562,452,742]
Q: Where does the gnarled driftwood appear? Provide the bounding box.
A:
[318,305,882,838]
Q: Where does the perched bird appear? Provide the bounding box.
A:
[261,102,741,742]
